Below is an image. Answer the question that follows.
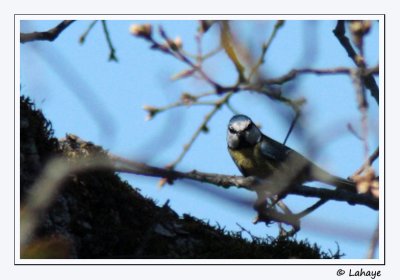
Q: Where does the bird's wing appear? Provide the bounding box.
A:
[259,136,291,162]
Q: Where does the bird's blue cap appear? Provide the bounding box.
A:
[229,114,251,124]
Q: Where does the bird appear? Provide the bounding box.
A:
[226,114,356,195]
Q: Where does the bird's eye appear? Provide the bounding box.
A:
[228,126,235,133]
[243,122,252,131]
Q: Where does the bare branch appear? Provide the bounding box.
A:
[265,66,378,85]
[291,185,378,210]
[333,20,379,104]
[101,20,118,62]
[249,20,285,81]
[255,207,301,232]
[165,91,235,170]
[21,20,75,43]
[295,199,328,219]
[79,20,98,44]
[353,147,379,176]
[21,133,378,247]
[220,21,246,83]
[109,152,378,210]
[134,25,224,91]
[367,220,379,259]
[142,92,217,120]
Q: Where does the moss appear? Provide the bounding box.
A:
[20,96,58,160]
[20,96,59,202]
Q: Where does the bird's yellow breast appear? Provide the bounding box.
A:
[228,143,276,178]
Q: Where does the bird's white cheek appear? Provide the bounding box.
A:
[227,134,240,149]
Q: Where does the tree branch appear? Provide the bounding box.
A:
[249,20,285,81]
[20,20,75,43]
[291,185,378,210]
[352,147,379,176]
[101,20,118,62]
[109,153,378,210]
[265,66,378,85]
[79,20,98,44]
[333,20,379,104]
[164,91,235,171]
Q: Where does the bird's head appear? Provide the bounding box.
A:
[227,115,262,149]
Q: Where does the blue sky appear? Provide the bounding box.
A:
[20,19,380,259]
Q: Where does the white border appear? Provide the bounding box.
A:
[15,17,21,264]
[378,16,385,264]
[15,14,384,265]
[17,14,382,20]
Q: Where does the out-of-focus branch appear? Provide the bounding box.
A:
[130,24,223,91]
[249,20,285,81]
[333,20,379,104]
[21,135,379,247]
[110,153,378,210]
[21,20,75,43]
[350,66,378,195]
[367,220,379,259]
[291,185,378,210]
[332,20,379,197]
[255,207,300,232]
[295,199,328,219]
[265,66,378,85]
[142,92,216,120]
[353,147,379,176]
[220,21,246,83]
[257,199,300,237]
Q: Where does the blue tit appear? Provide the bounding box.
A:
[227,114,356,192]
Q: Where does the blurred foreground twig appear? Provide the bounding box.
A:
[21,20,75,43]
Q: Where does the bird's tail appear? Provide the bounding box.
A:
[311,166,357,193]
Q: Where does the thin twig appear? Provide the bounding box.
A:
[353,147,379,176]
[367,220,379,259]
[202,46,223,61]
[249,20,284,81]
[166,91,235,169]
[21,20,75,43]
[276,200,299,236]
[226,101,241,115]
[144,99,216,118]
[155,26,223,91]
[295,199,328,219]
[79,20,98,44]
[265,66,378,85]
[347,123,364,141]
[101,20,118,62]
[220,21,246,83]
[350,69,370,170]
[283,110,301,145]
[181,35,222,61]
[276,200,293,215]
[195,24,204,64]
